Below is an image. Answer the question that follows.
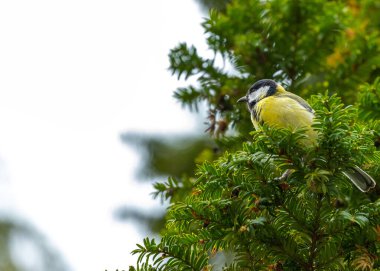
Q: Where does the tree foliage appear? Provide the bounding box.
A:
[0,218,67,271]
[130,0,380,270]
[170,0,380,136]
[130,94,380,270]
[194,0,231,13]
[121,134,214,180]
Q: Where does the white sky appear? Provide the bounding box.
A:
[0,1,206,270]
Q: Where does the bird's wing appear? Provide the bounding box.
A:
[280,92,314,113]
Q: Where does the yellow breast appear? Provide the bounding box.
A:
[252,93,317,143]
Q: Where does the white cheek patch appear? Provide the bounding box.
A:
[248,85,270,104]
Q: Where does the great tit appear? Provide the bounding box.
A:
[238,79,376,192]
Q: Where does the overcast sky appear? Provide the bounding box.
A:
[0,1,206,270]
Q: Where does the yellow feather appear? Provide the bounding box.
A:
[252,92,317,143]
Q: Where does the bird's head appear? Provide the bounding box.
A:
[237,79,285,111]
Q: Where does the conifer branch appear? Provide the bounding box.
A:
[307,194,323,271]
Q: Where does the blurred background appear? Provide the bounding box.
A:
[0,0,229,270]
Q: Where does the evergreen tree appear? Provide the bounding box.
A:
[170,0,380,136]
[130,0,380,269]
[130,93,380,270]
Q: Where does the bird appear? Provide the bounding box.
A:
[237,79,376,192]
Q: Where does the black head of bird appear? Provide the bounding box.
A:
[237,79,279,112]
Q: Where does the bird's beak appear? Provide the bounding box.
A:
[237,96,248,103]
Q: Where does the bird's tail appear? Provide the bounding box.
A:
[343,166,376,192]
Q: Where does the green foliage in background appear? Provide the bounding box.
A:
[0,218,67,271]
[195,0,231,12]
[118,134,215,233]
[130,0,380,269]
[121,134,215,180]
[170,0,380,136]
